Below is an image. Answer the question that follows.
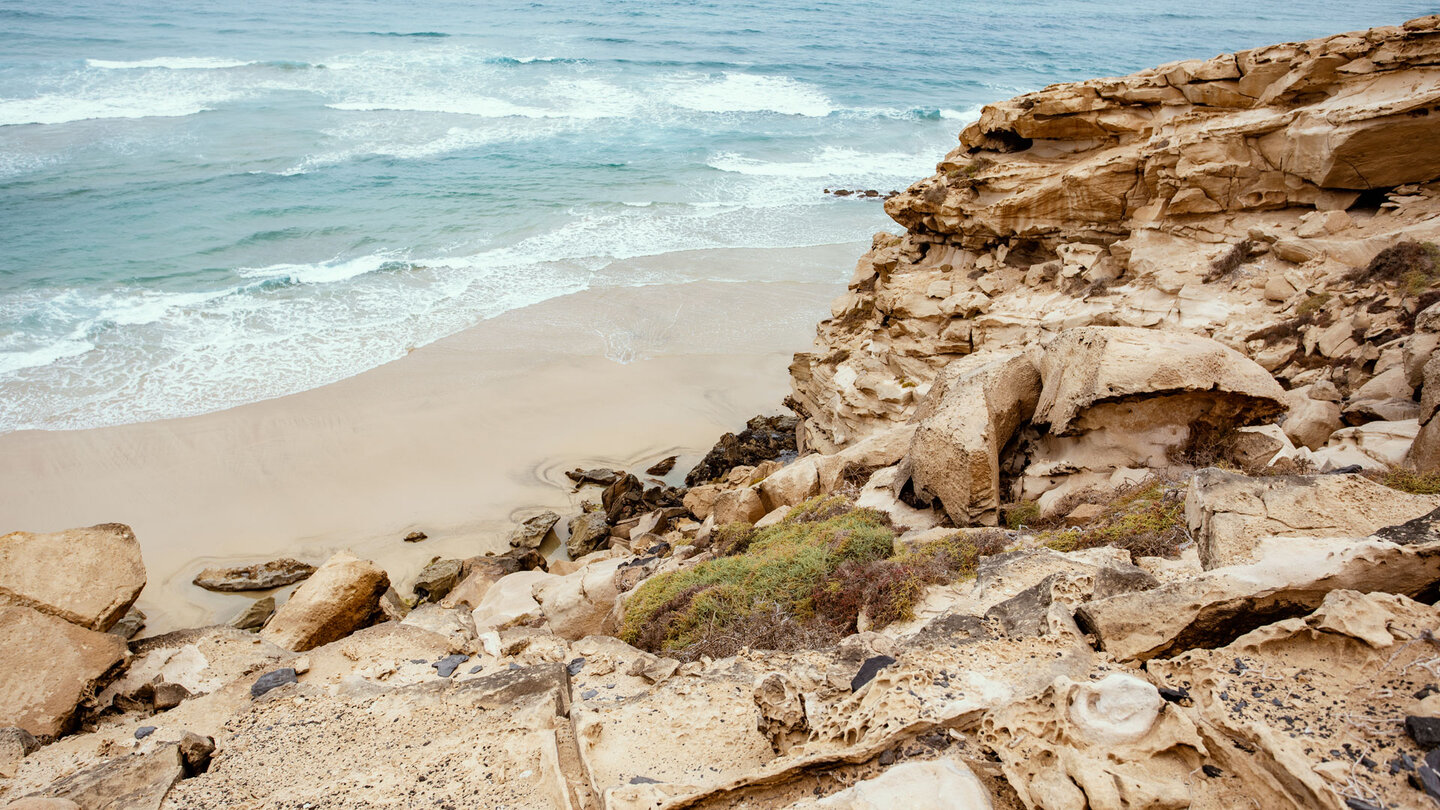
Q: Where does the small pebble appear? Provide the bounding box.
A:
[135,726,156,739]
[432,654,469,678]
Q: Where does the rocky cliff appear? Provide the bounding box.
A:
[7,16,1440,810]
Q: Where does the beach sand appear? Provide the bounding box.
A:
[0,242,861,633]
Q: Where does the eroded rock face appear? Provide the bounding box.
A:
[789,18,1440,453]
[981,673,1209,810]
[0,605,127,739]
[892,350,1041,526]
[260,551,389,652]
[0,524,145,632]
[1150,590,1440,810]
[191,559,314,592]
[1186,468,1440,569]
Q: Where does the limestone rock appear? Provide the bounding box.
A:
[1150,590,1440,810]
[34,745,183,810]
[0,605,126,739]
[470,569,557,631]
[981,673,1208,810]
[228,596,274,631]
[0,524,145,632]
[567,512,611,559]
[99,625,288,708]
[534,557,626,641]
[191,558,315,592]
[893,350,1041,526]
[682,484,723,522]
[710,487,765,526]
[1186,468,1440,570]
[260,551,389,652]
[509,511,561,550]
[399,603,477,650]
[796,759,993,809]
[1032,327,1284,436]
[1280,387,1344,450]
[0,726,38,778]
[1075,533,1440,661]
[410,558,462,603]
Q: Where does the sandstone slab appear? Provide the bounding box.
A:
[191,558,314,592]
[0,605,127,739]
[0,524,145,632]
[259,551,389,652]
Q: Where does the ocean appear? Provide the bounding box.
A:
[0,0,1431,432]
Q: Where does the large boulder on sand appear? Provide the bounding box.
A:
[192,558,315,592]
[1031,327,1285,436]
[1186,469,1440,570]
[0,605,127,738]
[260,551,389,652]
[0,524,145,632]
[567,512,611,559]
[892,350,1042,526]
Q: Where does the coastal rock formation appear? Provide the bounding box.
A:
[0,524,145,632]
[0,606,127,739]
[259,551,389,652]
[790,15,1440,458]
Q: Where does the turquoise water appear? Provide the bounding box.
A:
[0,1,1431,431]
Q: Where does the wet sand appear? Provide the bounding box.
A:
[0,242,859,632]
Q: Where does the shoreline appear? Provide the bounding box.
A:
[0,241,862,633]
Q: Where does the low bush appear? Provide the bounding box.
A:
[1375,468,1440,496]
[620,496,1008,659]
[1034,477,1187,559]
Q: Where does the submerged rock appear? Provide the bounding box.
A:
[192,558,315,592]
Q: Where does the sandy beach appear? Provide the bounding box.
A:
[0,242,860,632]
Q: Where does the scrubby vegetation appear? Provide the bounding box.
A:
[1205,239,1261,282]
[1375,468,1440,495]
[620,496,1006,660]
[1348,240,1440,295]
[1033,477,1188,559]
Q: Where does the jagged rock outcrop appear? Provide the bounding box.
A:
[0,524,145,632]
[790,16,1440,455]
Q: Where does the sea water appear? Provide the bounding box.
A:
[0,0,1430,432]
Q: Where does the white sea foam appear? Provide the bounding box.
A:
[237,252,409,285]
[86,57,251,70]
[707,146,936,180]
[328,96,552,118]
[0,94,215,126]
[0,339,94,376]
[667,73,833,117]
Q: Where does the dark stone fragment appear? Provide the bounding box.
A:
[468,665,484,674]
[1426,748,1440,773]
[1406,716,1440,747]
[1344,799,1382,810]
[684,415,799,486]
[1379,507,1440,546]
[877,749,896,766]
[508,663,521,670]
[1158,686,1190,703]
[404,531,427,543]
[153,681,193,711]
[1201,764,1222,778]
[1390,752,1416,774]
[1421,761,1440,804]
[581,689,598,699]
[432,654,469,678]
[135,726,156,739]
[646,456,678,476]
[850,655,897,692]
[645,542,670,558]
[566,468,621,488]
[1090,564,1160,601]
[630,776,661,785]
[1417,685,1440,700]
[250,667,298,699]
[567,657,586,676]
[1326,464,1365,475]
[180,732,216,776]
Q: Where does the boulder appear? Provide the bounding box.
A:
[1075,533,1440,662]
[191,558,315,592]
[260,551,389,652]
[0,524,145,632]
[567,512,611,559]
[892,350,1042,526]
[470,569,557,631]
[508,511,561,550]
[1279,387,1344,450]
[534,557,627,640]
[684,414,798,486]
[1186,469,1440,570]
[228,596,275,631]
[0,605,127,738]
[399,603,477,650]
[32,745,184,810]
[0,726,38,778]
[755,457,821,512]
[1031,327,1285,436]
[1313,418,1420,470]
[682,484,723,522]
[411,558,462,603]
[711,487,765,526]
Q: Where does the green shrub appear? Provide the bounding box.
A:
[1377,468,1440,496]
[1033,478,1186,559]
